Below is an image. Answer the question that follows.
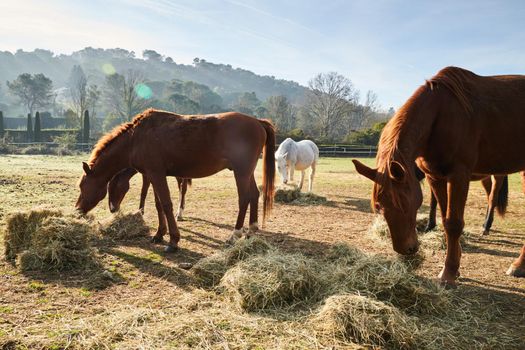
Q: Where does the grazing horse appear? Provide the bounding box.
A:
[353,67,525,285]
[416,167,510,235]
[76,109,275,252]
[108,168,192,220]
[275,138,319,191]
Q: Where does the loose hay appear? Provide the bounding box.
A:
[3,209,97,271]
[274,184,327,204]
[220,251,324,311]
[315,293,418,349]
[99,211,150,240]
[192,237,272,288]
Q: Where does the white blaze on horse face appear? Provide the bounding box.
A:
[276,154,288,184]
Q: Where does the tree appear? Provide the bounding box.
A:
[105,70,149,122]
[86,84,101,119]
[34,111,42,142]
[264,95,295,132]
[235,92,260,115]
[7,73,53,115]
[26,113,33,142]
[0,111,4,138]
[143,49,163,61]
[305,72,358,141]
[350,90,380,130]
[83,110,90,144]
[168,80,223,113]
[67,65,88,127]
[168,94,200,114]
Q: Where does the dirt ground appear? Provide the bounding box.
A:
[0,155,524,349]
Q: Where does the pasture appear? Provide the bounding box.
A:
[0,155,524,349]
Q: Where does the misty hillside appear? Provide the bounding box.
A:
[0,48,306,104]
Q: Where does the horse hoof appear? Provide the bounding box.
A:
[176,216,184,222]
[480,229,490,236]
[248,223,259,233]
[439,279,458,289]
[164,245,178,253]
[151,235,164,244]
[506,265,525,277]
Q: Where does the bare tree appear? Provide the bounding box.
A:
[351,90,380,130]
[105,70,148,122]
[306,72,358,141]
[67,65,88,126]
[86,84,101,119]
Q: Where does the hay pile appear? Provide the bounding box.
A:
[191,237,272,287]
[220,251,324,311]
[3,208,97,271]
[4,208,62,260]
[99,211,150,240]
[315,294,418,349]
[329,252,451,314]
[274,185,301,203]
[274,184,327,204]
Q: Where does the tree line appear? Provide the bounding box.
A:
[1,49,394,144]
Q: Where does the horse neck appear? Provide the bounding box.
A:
[382,88,437,167]
[92,132,131,183]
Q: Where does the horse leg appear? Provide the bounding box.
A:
[289,163,295,183]
[507,244,525,277]
[481,176,500,236]
[440,175,470,287]
[309,162,316,192]
[149,174,180,252]
[248,175,260,235]
[151,190,167,243]
[175,178,187,221]
[425,190,438,232]
[298,170,305,191]
[226,171,251,245]
[139,174,150,214]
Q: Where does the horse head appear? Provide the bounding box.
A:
[275,152,289,184]
[107,168,136,213]
[75,162,108,214]
[353,159,421,255]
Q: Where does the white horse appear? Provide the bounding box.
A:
[275,138,319,191]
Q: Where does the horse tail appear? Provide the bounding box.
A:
[259,119,276,224]
[496,175,509,216]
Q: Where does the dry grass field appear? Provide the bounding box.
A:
[0,155,524,349]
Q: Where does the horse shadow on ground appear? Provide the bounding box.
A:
[337,196,373,213]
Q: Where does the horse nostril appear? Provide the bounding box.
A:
[407,245,419,255]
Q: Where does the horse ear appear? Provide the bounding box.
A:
[82,162,92,175]
[389,161,406,182]
[352,159,378,182]
[283,152,288,159]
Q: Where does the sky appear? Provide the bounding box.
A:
[1,0,524,109]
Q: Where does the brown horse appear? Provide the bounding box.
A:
[353,67,525,285]
[417,166,510,235]
[76,109,275,252]
[108,168,191,220]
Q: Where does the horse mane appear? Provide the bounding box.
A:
[88,108,160,166]
[371,67,477,210]
[425,66,475,115]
